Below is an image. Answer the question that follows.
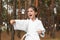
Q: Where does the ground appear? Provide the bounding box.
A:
[0,30,60,40]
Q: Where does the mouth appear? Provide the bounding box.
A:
[29,15,32,16]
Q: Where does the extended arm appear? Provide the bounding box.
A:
[10,20,28,32]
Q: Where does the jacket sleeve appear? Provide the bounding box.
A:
[37,20,45,37]
[13,20,28,32]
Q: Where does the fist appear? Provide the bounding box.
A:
[37,30,42,34]
[10,20,15,25]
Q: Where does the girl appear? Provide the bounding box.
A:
[10,5,45,40]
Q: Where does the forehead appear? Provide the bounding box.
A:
[27,8,34,11]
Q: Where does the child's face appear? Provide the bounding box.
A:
[27,8,37,19]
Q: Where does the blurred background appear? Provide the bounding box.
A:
[0,0,60,40]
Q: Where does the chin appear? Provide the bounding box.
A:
[29,16,32,19]
[29,17,32,19]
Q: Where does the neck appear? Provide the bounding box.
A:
[31,17,36,21]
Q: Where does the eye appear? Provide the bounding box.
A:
[27,10,33,13]
[30,11,33,12]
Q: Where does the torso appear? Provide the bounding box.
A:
[25,18,40,40]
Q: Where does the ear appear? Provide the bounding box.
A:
[35,12,38,17]
[35,12,37,15]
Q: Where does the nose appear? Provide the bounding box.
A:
[28,11,31,14]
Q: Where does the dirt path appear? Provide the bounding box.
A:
[1,31,60,40]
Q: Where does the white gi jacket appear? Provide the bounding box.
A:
[13,18,45,40]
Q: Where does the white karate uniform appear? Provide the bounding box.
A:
[13,18,45,40]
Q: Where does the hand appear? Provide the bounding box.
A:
[10,20,15,25]
[37,30,42,34]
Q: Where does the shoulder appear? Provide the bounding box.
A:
[36,19,43,25]
[36,18,42,23]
